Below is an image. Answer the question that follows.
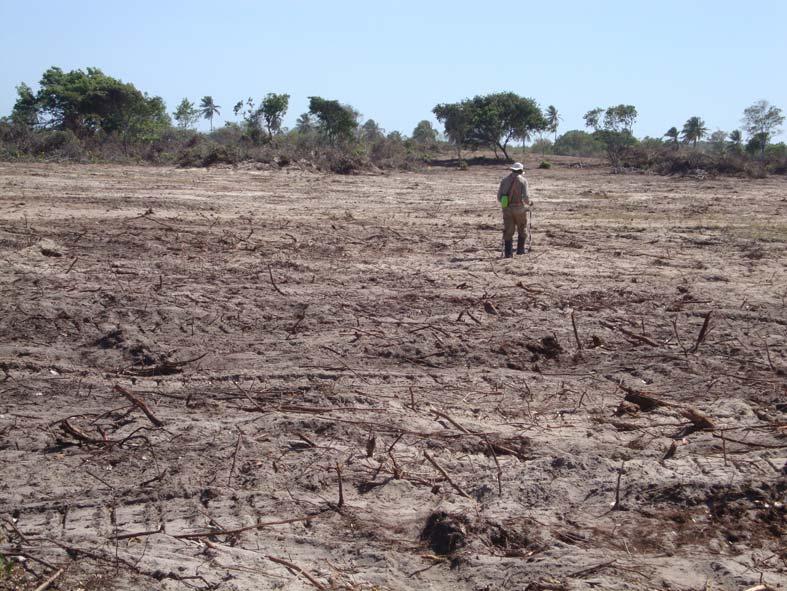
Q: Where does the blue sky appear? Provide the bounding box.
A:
[1,0,785,140]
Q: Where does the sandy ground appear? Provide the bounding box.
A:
[0,159,785,591]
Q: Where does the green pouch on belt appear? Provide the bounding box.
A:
[500,195,509,208]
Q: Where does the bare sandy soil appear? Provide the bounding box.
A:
[0,159,785,591]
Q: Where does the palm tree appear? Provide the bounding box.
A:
[546,105,561,143]
[295,113,314,134]
[681,116,707,148]
[664,127,679,150]
[200,96,221,132]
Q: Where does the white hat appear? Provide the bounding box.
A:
[510,162,524,171]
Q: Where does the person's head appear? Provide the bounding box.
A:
[510,162,524,174]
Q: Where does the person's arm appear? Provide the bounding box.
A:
[522,177,532,205]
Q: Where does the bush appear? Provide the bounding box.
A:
[32,130,85,161]
[553,130,604,157]
[621,144,766,177]
[176,141,241,167]
[530,138,553,154]
[0,118,425,172]
[209,124,246,146]
[538,160,551,169]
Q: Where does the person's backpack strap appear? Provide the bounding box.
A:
[509,175,522,202]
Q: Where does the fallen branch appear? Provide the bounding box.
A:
[267,555,326,590]
[112,525,164,540]
[571,310,583,353]
[690,310,713,353]
[33,567,65,591]
[228,431,243,486]
[570,559,617,578]
[711,433,787,449]
[484,435,503,495]
[612,461,625,511]
[432,409,472,434]
[680,407,715,430]
[231,380,267,413]
[335,463,345,508]
[60,420,110,445]
[173,513,322,539]
[268,265,287,296]
[600,320,660,347]
[113,385,164,427]
[423,451,472,500]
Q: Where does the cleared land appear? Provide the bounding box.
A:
[0,160,785,591]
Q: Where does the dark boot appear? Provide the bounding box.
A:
[516,235,526,255]
[504,240,513,258]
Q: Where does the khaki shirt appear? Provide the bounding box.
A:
[497,173,530,206]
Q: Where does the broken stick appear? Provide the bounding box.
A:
[33,567,65,591]
[113,385,164,427]
[336,463,345,508]
[571,310,583,353]
[690,310,713,353]
[424,451,472,500]
[267,555,326,590]
[268,265,287,296]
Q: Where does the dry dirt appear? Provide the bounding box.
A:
[0,159,785,591]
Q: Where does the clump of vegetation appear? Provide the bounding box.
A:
[433,92,547,161]
[583,104,639,168]
[2,66,785,177]
[176,141,241,168]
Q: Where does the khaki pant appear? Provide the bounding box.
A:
[502,205,529,241]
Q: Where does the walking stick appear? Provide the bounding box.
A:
[525,208,533,253]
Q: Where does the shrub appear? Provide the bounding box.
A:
[538,160,551,169]
[32,130,85,161]
[176,141,241,167]
[553,130,604,157]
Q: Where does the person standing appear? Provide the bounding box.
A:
[497,162,531,258]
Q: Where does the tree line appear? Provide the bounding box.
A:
[2,66,784,174]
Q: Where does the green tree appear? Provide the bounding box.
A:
[681,116,707,147]
[173,98,200,129]
[432,102,471,160]
[545,105,561,142]
[261,93,289,138]
[199,96,221,131]
[664,126,679,149]
[233,97,265,143]
[745,133,768,157]
[583,108,603,130]
[295,113,315,133]
[11,66,169,145]
[553,130,603,157]
[361,119,384,142]
[412,120,438,147]
[583,105,638,166]
[307,96,358,144]
[709,130,727,154]
[728,129,743,154]
[742,100,784,160]
[10,83,38,126]
[434,92,546,161]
